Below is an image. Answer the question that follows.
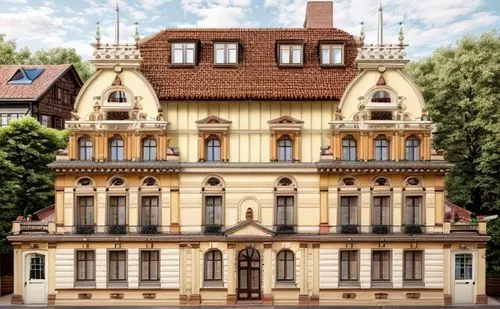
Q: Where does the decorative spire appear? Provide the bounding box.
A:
[134,22,140,45]
[377,1,384,46]
[115,0,120,46]
[95,21,101,47]
[359,21,365,43]
[398,21,405,46]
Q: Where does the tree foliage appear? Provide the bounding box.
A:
[405,31,500,214]
[0,117,68,248]
[0,34,93,81]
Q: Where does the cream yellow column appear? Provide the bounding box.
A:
[298,244,309,304]
[443,244,452,305]
[226,244,236,304]
[476,245,487,304]
[55,187,64,234]
[311,244,320,305]
[179,244,188,304]
[319,174,329,233]
[47,243,56,304]
[360,187,371,233]
[263,243,273,305]
[392,187,403,232]
[189,243,201,305]
[11,245,23,304]
[96,188,107,231]
[128,187,139,232]
[170,174,180,233]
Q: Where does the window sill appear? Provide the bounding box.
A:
[403,281,424,288]
[278,64,304,68]
[107,282,128,288]
[320,64,346,68]
[169,64,196,68]
[274,282,297,289]
[371,281,392,288]
[202,282,225,289]
[139,281,161,288]
[339,281,360,287]
[213,64,239,68]
[74,281,96,288]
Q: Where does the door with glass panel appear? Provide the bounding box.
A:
[25,254,47,304]
[453,253,474,304]
[238,247,261,300]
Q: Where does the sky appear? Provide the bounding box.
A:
[0,0,499,60]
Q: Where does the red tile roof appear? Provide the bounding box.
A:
[139,28,359,101]
[445,200,483,222]
[0,64,75,101]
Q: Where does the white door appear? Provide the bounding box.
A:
[25,254,47,304]
[453,253,474,304]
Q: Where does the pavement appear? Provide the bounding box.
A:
[0,294,499,308]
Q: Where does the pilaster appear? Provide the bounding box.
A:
[263,243,273,305]
[189,243,201,305]
[226,243,236,305]
[299,243,309,304]
[311,243,320,305]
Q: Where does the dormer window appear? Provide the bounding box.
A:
[107,91,127,103]
[279,44,303,65]
[171,42,196,65]
[371,90,391,103]
[320,43,344,65]
[214,43,238,65]
[8,68,45,84]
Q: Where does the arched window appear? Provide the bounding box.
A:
[107,91,127,103]
[109,137,124,161]
[204,250,222,283]
[406,136,420,161]
[371,90,391,103]
[277,250,295,282]
[206,136,221,162]
[278,135,293,161]
[342,136,356,161]
[142,138,157,161]
[78,136,93,161]
[374,136,389,161]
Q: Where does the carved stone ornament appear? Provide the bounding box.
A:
[394,96,411,120]
[88,101,106,121]
[334,108,344,120]
[129,96,147,120]
[112,75,122,86]
[246,207,254,221]
[71,109,80,121]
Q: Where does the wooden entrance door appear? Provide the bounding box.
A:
[237,247,261,300]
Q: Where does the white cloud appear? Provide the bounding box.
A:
[137,0,171,10]
[180,0,255,27]
[4,0,27,3]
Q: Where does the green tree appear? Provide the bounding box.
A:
[0,117,68,248]
[405,31,500,214]
[0,34,93,81]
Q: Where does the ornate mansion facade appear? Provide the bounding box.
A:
[9,1,488,306]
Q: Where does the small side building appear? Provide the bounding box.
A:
[0,64,83,128]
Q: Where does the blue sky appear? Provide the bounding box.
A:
[1,0,499,60]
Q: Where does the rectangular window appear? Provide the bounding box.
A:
[0,113,23,126]
[279,44,303,65]
[214,43,238,65]
[340,196,358,225]
[340,250,358,282]
[276,196,294,225]
[141,196,158,226]
[205,196,222,225]
[77,196,94,226]
[372,196,390,225]
[54,117,63,129]
[109,251,127,281]
[109,196,126,225]
[404,251,423,281]
[372,251,391,281]
[76,251,95,281]
[321,44,344,65]
[140,251,159,281]
[171,42,196,65]
[405,196,422,225]
[40,115,50,127]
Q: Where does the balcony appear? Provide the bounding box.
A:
[138,225,159,234]
[274,224,297,234]
[403,224,425,234]
[107,224,128,234]
[203,224,224,235]
[371,225,392,234]
[338,225,361,234]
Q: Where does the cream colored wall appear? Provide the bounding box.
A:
[162,101,336,162]
[179,173,320,232]
[339,70,425,120]
[74,69,160,119]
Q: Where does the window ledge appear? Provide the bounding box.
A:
[339,281,360,287]
[202,282,225,289]
[320,64,346,68]
[274,282,297,289]
[403,281,424,288]
[107,282,128,288]
[74,281,96,288]
[278,64,304,68]
[213,64,239,68]
[371,281,393,288]
[139,281,161,288]
[169,64,196,68]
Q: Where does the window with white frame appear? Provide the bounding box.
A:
[279,44,303,65]
[214,42,238,65]
[171,42,196,65]
[321,44,343,65]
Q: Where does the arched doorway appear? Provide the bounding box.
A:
[238,247,261,300]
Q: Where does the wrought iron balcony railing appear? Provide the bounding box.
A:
[274,224,297,234]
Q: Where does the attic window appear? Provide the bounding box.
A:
[8,68,45,84]
[107,91,127,103]
[371,90,391,103]
[279,44,303,65]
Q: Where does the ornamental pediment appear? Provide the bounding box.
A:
[223,220,275,237]
[267,115,304,131]
[196,115,232,130]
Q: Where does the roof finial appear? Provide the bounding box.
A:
[359,21,365,44]
[377,1,384,46]
[398,21,405,46]
[134,22,140,45]
[95,21,101,47]
[115,0,120,46]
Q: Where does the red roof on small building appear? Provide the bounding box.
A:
[0,64,80,101]
[139,28,358,101]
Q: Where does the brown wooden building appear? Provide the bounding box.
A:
[0,64,83,128]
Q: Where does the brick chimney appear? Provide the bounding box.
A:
[303,1,333,28]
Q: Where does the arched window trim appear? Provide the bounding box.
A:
[404,176,423,188]
[405,135,420,161]
[142,137,157,161]
[365,87,397,106]
[276,249,295,282]
[107,176,127,188]
[75,176,95,188]
[339,176,360,187]
[277,135,293,162]
[371,90,392,103]
[141,176,160,187]
[101,86,134,109]
[205,135,221,162]
[373,176,391,187]
[342,135,357,161]
[78,136,93,161]
[109,136,125,161]
[204,249,223,283]
[274,176,297,188]
[374,135,389,161]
